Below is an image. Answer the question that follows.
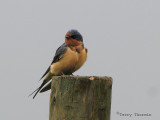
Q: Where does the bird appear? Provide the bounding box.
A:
[30,29,88,99]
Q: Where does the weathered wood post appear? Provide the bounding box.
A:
[49,76,112,120]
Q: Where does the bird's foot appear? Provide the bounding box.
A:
[70,73,74,76]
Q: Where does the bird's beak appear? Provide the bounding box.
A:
[65,36,71,39]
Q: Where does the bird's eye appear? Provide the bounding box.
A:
[65,36,71,39]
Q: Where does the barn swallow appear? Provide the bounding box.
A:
[30,29,88,99]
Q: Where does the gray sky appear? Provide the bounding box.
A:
[0,0,160,120]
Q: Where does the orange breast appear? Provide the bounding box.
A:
[50,46,87,75]
[50,47,78,75]
[74,47,87,72]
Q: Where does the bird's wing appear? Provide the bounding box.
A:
[39,66,50,80]
[30,43,67,99]
[39,43,67,80]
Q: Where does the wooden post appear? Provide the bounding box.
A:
[49,76,112,120]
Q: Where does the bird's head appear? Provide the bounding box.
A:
[65,29,83,46]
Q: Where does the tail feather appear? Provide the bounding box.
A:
[28,87,39,97]
[40,82,51,93]
[29,80,48,99]
[32,87,41,99]
[29,72,53,99]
